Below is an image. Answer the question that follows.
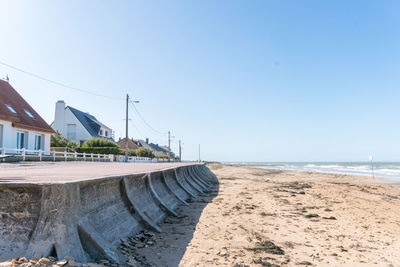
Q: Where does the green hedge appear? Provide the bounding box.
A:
[51,132,78,149]
[135,147,155,158]
[155,154,169,159]
[77,147,121,155]
[82,138,118,148]
[117,149,137,156]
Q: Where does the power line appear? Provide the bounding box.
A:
[129,100,168,135]
[127,103,165,142]
[0,60,122,100]
[129,119,147,139]
[0,60,173,143]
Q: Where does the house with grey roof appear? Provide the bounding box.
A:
[51,100,114,146]
[134,138,171,157]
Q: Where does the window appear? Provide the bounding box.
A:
[5,104,17,114]
[35,134,44,150]
[67,124,76,140]
[105,131,108,137]
[0,124,3,148]
[16,132,26,149]
[99,129,103,136]
[24,110,35,119]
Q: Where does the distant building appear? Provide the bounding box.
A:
[117,137,139,150]
[51,100,113,146]
[0,79,55,153]
[134,138,171,157]
[160,145,175,158]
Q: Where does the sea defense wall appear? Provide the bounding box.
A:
[0,164,217,263]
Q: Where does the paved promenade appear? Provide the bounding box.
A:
[0,162,198,183]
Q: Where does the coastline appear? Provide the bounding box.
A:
[226,162,400,182]
[133,164,400,266]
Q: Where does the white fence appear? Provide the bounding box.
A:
[1,148,114,162]
[115,155,173,163]
[115,155,152,163]
[1,148,177,163]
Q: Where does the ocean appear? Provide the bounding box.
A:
[230,162,400,181]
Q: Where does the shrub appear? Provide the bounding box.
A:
[135,147,155,158]
[156,154,169,159]
[82,137,117,148]
[128,150,137,156]
[77,147,121,155]
[118,149,137,156]
[51,132,78,149]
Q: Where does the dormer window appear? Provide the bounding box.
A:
[5,104,17,114]
[24,109,35,119]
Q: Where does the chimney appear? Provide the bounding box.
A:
[146,138,149,144]
[53,100,66,134]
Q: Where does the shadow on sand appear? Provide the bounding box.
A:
[134,179,220,266]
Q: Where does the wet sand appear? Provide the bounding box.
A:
[135,164,400,266]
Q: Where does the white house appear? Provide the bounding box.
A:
[51,100,114,146]
[0,79,54,154]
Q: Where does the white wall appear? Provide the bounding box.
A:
[0,119,51,154]
[64,108,92,145]
[52,100,65,135]
[52,101,92,145]
[98,126,113,138]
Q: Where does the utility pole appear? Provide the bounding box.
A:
[125,94,129,162]
[198,144,201,162]
[179,140,182,161]
[168,131,171,161]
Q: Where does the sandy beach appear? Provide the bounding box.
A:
[132,164,400,266]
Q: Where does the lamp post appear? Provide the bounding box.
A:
[125,94,139,162]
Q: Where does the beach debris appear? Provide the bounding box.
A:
[281,182,312,190]
[232,263,250,267]
[246,240,285,255]
[304,214,319,219]
[252,257,280,267]
[115,230,157,266]
[296,261,313,265]
[0,255,119,267]
[322,216,337,220]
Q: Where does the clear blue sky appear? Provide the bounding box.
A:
[1,0,399,162]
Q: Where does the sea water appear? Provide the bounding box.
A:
[230,162,400,181]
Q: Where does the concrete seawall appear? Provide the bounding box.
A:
[0,163,218,263]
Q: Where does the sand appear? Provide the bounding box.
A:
[134,164,400,266]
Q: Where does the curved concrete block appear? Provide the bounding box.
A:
[76,178,141,261]
[161,170,189,206]
[182,167,205,194]
[194,165,213,183]
[146,173,178,217]
[186,167,210,192]
[199,165,219,184]
[26,183,87,261]
[175,168,198,197]
[189,165,211,188]
[122,175,165,232]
